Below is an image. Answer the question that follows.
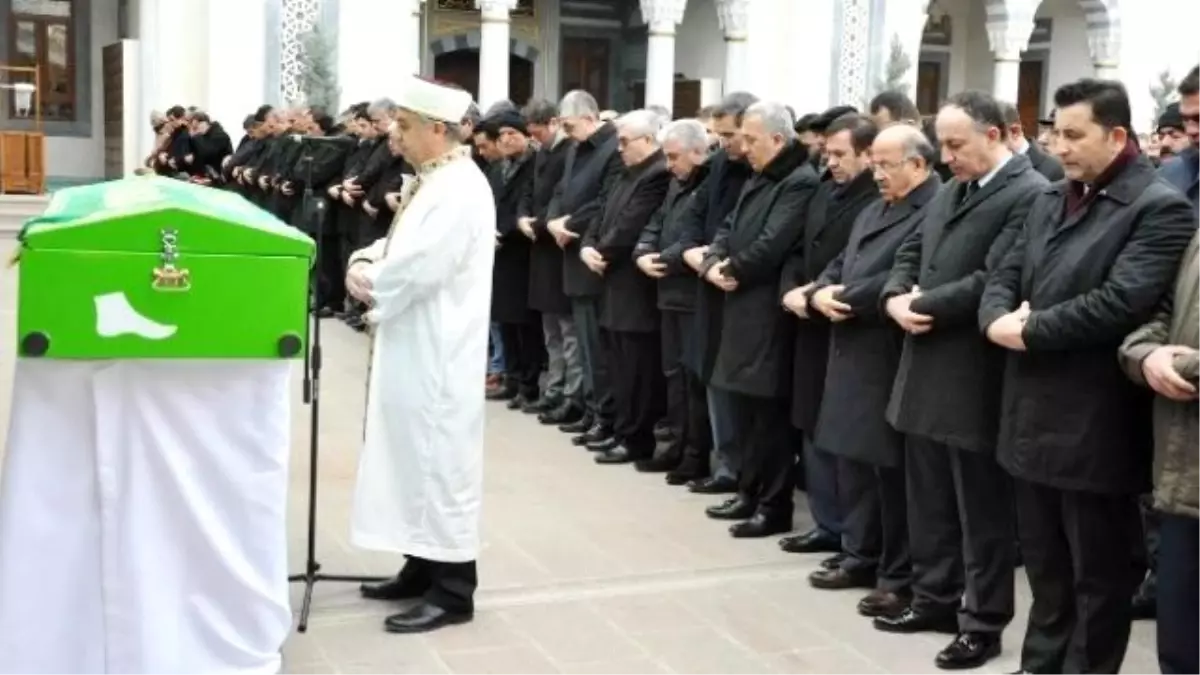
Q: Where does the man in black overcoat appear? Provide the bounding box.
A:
[697,101,819,538]
[878,91,1048,670]
[806,124,940,619]
[778,112,880,561]
[482,110,543,406]
[543,90,624,435]
[979,78,1196,675]
[516,101,581,420]
[581,109,671,464]
[633,118,713,482]
[677,92,758,496]
[1000,101,1065,181]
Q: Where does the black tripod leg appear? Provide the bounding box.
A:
[296,577,316,633]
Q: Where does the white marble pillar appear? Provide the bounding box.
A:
[476,0,517,109]
[985,16,1035,104]
[1088,28,1121,80]
[716,0,749,94]
[640,0,686,113]
[338,0,422,108]
[135,0,209,162]
[206,0,267,147]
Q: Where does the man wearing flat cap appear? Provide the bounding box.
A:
[480,110,545,409]
[346,76,496,634]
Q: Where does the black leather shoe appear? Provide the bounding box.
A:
[935,632,1001,670]
[634,454,680,473]
[486,386,517,401]
[383,602,473,634]
[558,415,593,434]
[653,424,673,442]
[857,589,908,618]
[807,567,875,590]
[778,529,841,554]
[522,397,559,414]
[586,436,619,452]
[705,495,756,520]
[572,423,610,446]
[360,575,422,601]
[873,607,959,634]
[730,512,792,538]
[688,476,738,494]
[316,306,336,319]
[820,552,846,570]
[595,446,636,464]
[506,393,531,410]
[539,403,583,425]
[665,453,707,485]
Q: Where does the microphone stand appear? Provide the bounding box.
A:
[288,143,386,634]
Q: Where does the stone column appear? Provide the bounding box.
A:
[640,0,686,113]
[716,0,749,94]
[1088,28,1121,80]
[477,0,517,109]
[339,0,423,108]
[136,0,209,161]
[206,0,267,146]
[985,15,1035,104]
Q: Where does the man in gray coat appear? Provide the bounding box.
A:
[879,91,1047,670]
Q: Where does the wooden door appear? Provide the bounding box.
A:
[434,51,535,106]
[560,37,610,108]
[916,61,942,115]
[1018,60,1044,139]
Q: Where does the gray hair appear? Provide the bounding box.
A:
[712,91,759,124]
[485,100,516,117]
[658,118,709,151]
[368,97,398,117]
[646,104,671,125]
[522,98,558,125]
[616,109,662,141]
[744,101,798,140]
[462,101,482,127]
[879,123,937,166]
[559,90,600,119]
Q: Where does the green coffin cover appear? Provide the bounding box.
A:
[16,176,316,360]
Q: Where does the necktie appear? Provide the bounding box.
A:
[961,180,979,205]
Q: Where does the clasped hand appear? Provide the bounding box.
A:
[636,253,667,278]
[886,286,933,334]
[345,261,374,304]
[985,301,1031,351]
[581,246,607,274]
[811,285,852,321]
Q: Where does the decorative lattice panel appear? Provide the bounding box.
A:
[280,0,322,104]
[837,0,870,106]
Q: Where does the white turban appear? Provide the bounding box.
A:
[398,76,473,123]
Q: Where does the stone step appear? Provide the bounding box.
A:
[0,194,50,237]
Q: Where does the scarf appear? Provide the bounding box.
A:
[1064,138,1139,216]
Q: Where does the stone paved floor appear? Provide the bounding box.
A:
[0,238,1157,674]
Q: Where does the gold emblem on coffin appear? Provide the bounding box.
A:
[152,228,191,292]
[152,265,191,291]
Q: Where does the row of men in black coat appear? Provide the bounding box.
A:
[144,105,233,181]
[221,101,412,323]
[481,81,1196,674]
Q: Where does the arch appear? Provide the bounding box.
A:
[428,32,541,63]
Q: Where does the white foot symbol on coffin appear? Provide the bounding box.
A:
[94,292,178,340]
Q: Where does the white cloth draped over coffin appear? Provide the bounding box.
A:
[0,360,293,674]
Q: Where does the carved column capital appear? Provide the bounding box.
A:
[1087,27,1120,67]
[640,0,687,35]
[985,17,1035,62]
[715,0,749,41]
[476,0,517,22]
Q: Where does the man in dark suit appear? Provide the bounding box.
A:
[699,101,820,538]
[1000,102,1064,181]
[1159,66,1199,207]
[778,113,880,561]
[980,78,1196,674]
[544,90,624,435]
[806,124,940,619]
[879,91,1048,670]
[581,110,672,464]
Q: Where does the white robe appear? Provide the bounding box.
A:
[349,152,495,563]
